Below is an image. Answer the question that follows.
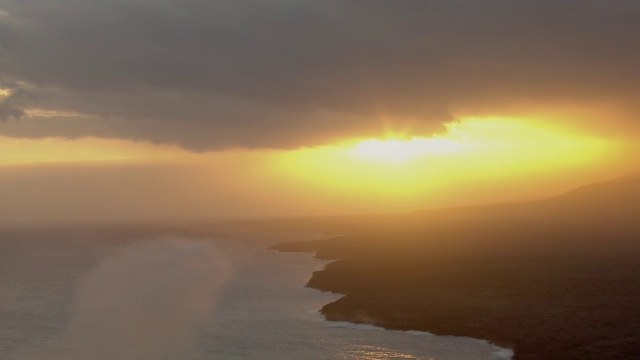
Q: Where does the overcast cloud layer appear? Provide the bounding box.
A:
[0,0,639,149]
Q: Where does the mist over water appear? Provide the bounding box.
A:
[19,238,230,360]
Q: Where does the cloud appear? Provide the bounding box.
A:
[0,80,33,121]
[0,1,639,149]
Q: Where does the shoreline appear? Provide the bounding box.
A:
[269,238,640,360]
[269,242,516,359]
[317,318,515,360]
[312,284,516,355]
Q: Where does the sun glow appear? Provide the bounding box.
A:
[351,136,464,162]
[0,117,629,222]
[273,117,615,209]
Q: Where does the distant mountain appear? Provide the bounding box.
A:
[250,171,640,237]
[405,171,640,226]
[554,173,640,204]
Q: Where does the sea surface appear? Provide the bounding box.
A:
[0,227,513,359]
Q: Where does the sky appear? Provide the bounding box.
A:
[0,1,638,225]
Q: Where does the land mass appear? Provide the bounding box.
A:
[266,172,640,359]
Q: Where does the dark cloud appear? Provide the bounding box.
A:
[0,80,33,121]
[0,0,639,149]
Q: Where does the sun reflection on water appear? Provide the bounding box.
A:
[346,344,431,359]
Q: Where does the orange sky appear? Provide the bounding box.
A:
[0,116,635,226]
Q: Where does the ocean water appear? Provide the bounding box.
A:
[0,228,513,360]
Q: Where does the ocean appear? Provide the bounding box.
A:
[0,226,513,359]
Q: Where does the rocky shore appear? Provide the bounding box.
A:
[272,239,640,359]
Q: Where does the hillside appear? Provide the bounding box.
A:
[269,172,640,359]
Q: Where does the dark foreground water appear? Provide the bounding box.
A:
[0,228,512,359]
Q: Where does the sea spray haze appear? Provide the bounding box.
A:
[20,238,230,360]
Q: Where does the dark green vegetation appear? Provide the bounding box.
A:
[267,172,640,359]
